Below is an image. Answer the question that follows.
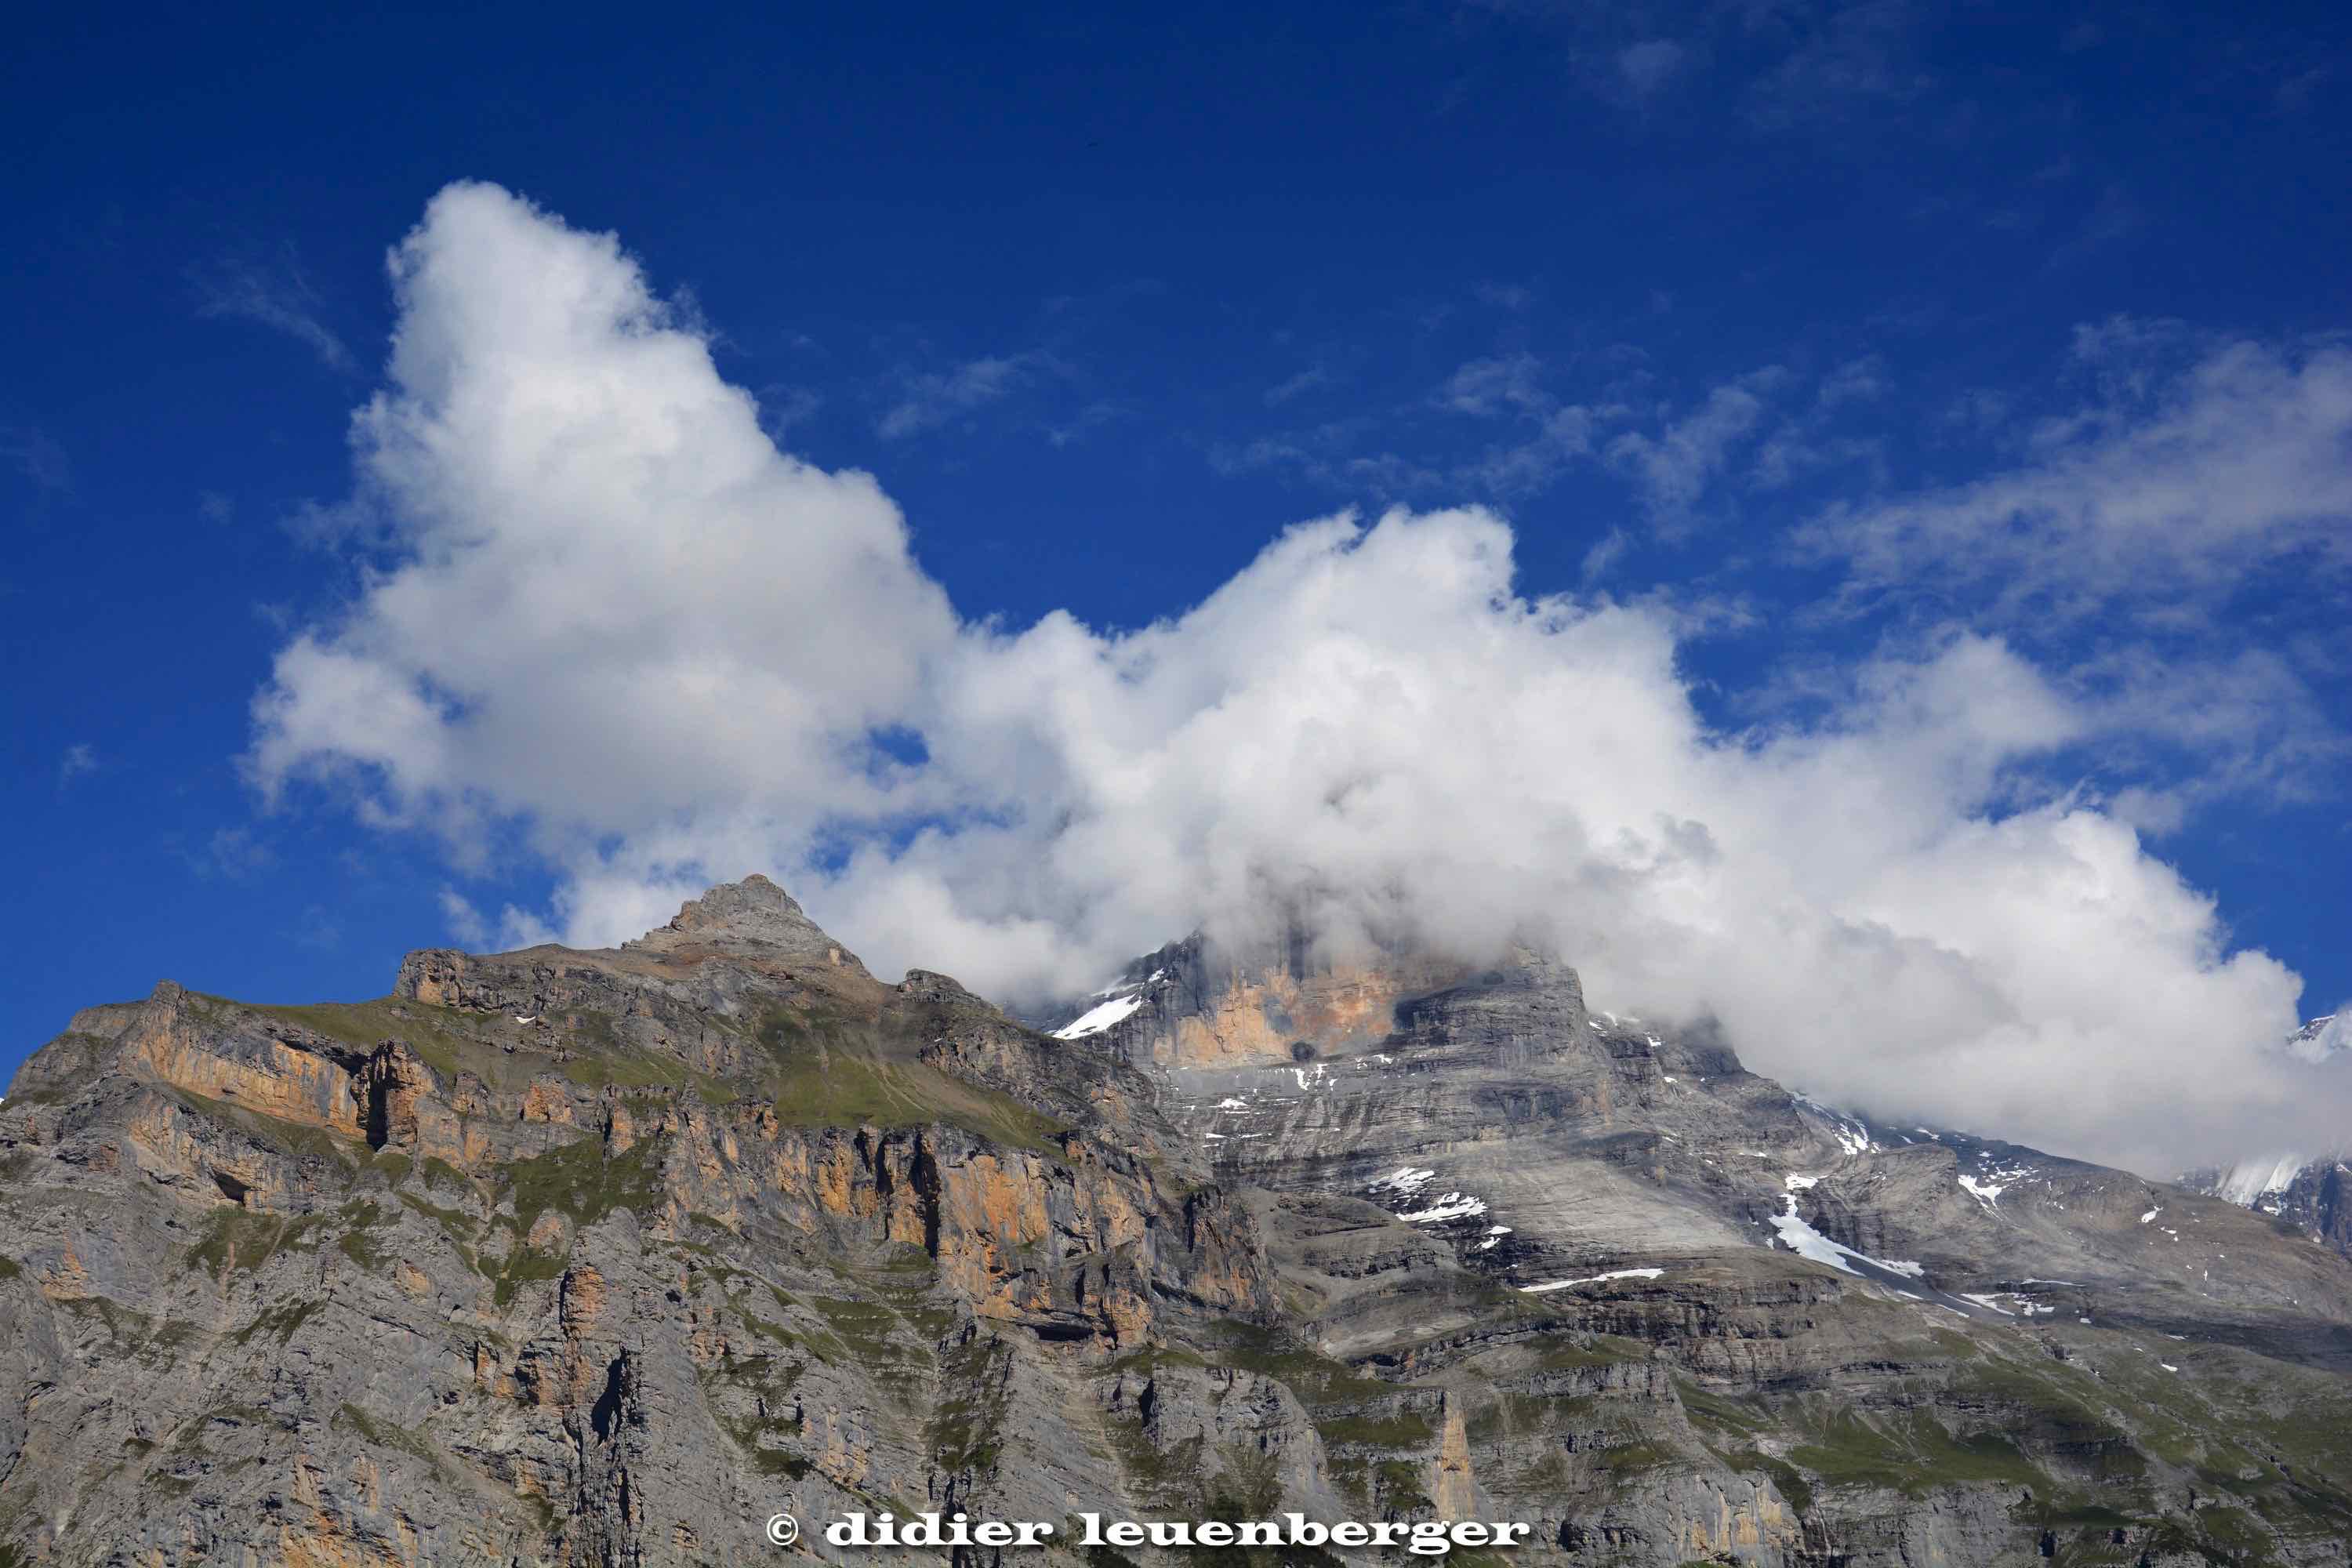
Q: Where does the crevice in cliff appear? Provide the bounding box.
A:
[591,1351,630,1443]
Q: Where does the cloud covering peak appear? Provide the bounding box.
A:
[253,182,2333,1176]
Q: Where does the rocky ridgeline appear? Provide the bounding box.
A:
[3,877,2351,1566]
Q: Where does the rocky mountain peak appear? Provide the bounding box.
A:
[659,872,805,931]
[619,873,869,975]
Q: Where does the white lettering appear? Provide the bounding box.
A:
[1408,1520,1454,1555]
[817,1511,1531,1552]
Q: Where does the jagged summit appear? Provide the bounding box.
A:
[662,870,808,927]
[619,872,868,975]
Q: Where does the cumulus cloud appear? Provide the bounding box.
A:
[252,183,2337,1176]
[249,182,957,849]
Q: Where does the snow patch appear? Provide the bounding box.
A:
[1398,1192,1488,1224]
[1054,993,1143,1040]
[1959,1174,2005,1207]
[1519,1268,1664,1294]
[1793,1091,1875,1156]
[1768,1196,1926,1278]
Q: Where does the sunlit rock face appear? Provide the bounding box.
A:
[5,879,2352,1566]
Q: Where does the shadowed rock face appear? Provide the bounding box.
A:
[5,879,2352,1567]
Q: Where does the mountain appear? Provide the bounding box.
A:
[2180,1018,2352,1260]
[2287,1016,2347,1065]
[5,879,2352,1566]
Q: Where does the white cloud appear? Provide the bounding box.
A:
[56,742,96,786]
[440,887,555,952]
[249,182,958,850]
[1801,322,2352,620]
[252,183,2338,1177]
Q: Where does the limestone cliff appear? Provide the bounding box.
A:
[4,878,2352,1566]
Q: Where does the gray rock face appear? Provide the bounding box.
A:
[4,881,2352,1566]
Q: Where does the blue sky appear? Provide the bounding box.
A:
[5,3,2347,1166]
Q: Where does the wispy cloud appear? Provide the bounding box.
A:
[194,825,276,880]
[1470,0,1931,129]
[56,742,97,787]
[1210,422,1437,496]
[1439,353,1550,418]
[1740,0,1928,129]
[757,385,824,441]
[1,425,72,500]
[1472,281,1534,311]
[1797,321,2352,623]
[1265,363,1335,406]
[1616,38,1686,96]
[1436,353,1611,495]
[1606,367,1786,524]
[877,350,1060,438]
[1465,407,1601,495]
[189,243,353,372]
